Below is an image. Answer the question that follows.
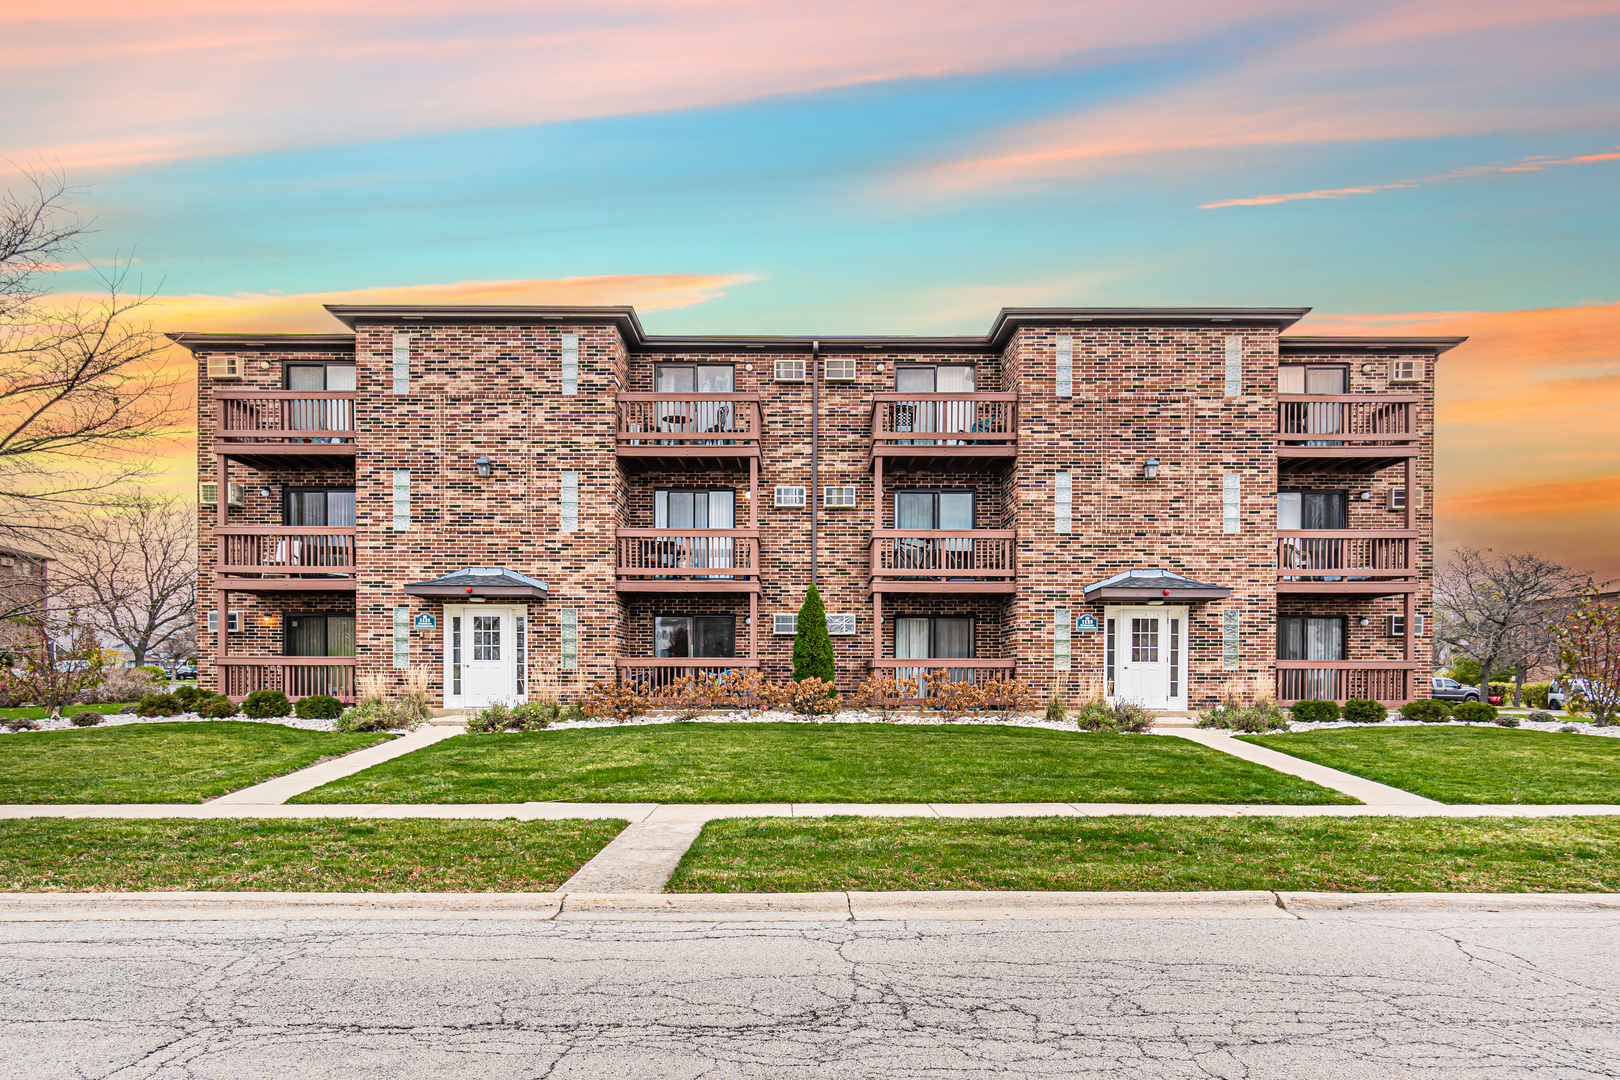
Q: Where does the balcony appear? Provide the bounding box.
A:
[216,527,357,591]
[1276,529,1417,595]
[871,393,1017,467]
[869,531,1017,594]
[615,529,760,592]
[616,393,762,471]
[214,390,357,469]
[1276,661,1416,706]
[616,656,760,689]
[219,657,356,702]
[1276,394,1419,474]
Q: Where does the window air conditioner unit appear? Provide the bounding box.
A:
[1387,487,1407,511]
[826,613,856,636]
[774,359,806,383]
[206,356,244,380]
[1388,359,1423,384]
[774,485,806,508]
[823,359,856,382]
[0,557,13,568]
[823,485,856,508]
[773,613,798,635]
[199,482,245,508]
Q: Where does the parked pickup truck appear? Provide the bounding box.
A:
[1547,678,1600,711]
[1429,676,1481,704]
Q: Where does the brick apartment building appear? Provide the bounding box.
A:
[180,305,1459,712]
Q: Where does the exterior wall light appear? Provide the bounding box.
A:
[1142,457,1160,480]
[258,487,272,498]
[475,455,492,479]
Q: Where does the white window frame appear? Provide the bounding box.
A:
[773,613,798,636]
[826,613,856,636]
[823,485,856,508]
[773,485,806,508]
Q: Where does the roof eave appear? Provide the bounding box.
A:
[1279,335,1468,355]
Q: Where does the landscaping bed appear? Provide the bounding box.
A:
[293,723,1354,805]
[667,815,1620,893]
[0,722,393,803]
[1239,726,1620,804]
[0,818,626,891]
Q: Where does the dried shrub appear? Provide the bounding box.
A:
[790,677,839,720]
[580,682,648,722]
[1074,698,1155,733]
[88,666,158,704]
[1494,714,1521,728]
[467,701,560,733]
[979,678,1039,723]
[922,670,983,720]
[3,717,39,731]
[848,673,917,721]
[730,668,794,718]
[1528,709,1556,724]
[356,671,390,705]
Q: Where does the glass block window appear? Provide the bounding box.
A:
[1224,336,1242,396]
[561,333,579,396]
[392,470,411,532]
[1055,335,1073,398]
[1054,606,1071,672]
[392,333,410,394]
[1222,473,1241,533]
[1222,610,1239,670]
[393,606,410,670]
[1055,471,1072,535]
[560,471,579,533]
[559,608,578,671]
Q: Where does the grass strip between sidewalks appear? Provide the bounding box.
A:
[0,722,392,803]
[1239,726,1620,804]
[293,723,1354,805]
[667,816,1620,894]
[0,818,628,892]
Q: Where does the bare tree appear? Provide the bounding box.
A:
[1551,590,1620,725]
[1434,548,1588,704]
[152,623,197,678]
[0,169,182,551]
[56,500,197,667]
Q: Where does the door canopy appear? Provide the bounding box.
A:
[1083,568,1229,602]
[402,567,549,600]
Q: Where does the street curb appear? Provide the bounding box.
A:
[0,890,1614,922]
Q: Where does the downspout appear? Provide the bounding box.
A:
[810,340,820,590]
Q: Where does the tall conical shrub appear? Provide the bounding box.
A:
[793,582,836,684]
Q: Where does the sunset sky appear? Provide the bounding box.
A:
[5,0,1617,578]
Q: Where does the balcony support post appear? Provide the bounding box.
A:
[749,456,758,530]
[872,590,883,667]
[749,591,758,661]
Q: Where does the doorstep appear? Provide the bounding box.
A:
[1150,712,1200,729]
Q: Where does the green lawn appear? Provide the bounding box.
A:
[1240,726,1620,804]
[0,722,392,803]
[668,816,1620,893]
[1,703,138,721]
[293,724,1354,805]
[0,818,626,891]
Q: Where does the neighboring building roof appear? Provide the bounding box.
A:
[1083,568,1231,601]
[401,567,550,599]
[317,305,1315,353]
[0,542,52,563]
[165,333,357,354]
[1279,336,1468,355]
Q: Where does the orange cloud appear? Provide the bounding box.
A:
[1200,147,1619,209]
[1294,301,1620,578]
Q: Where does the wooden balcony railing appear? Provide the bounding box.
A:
[616,530,759,585]
[218,657,356,702]
[871,393,1017,454]
[1276,529,1415,580]
[870,531,1016,581]
[217,526,357,577]
[616,656,760,690]
[1275,660,1416,705]
[616,394,762,450]
[870,659,1017,687]
[1276,394,1418,446]
[216,390,357,444]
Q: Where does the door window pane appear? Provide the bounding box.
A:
[325,365,357,391]
[655,366,696,392]
[1131,618,1160,663]
[1305,366,1347,394]
[326,490,356,528]
[326,616,356,657]
[655,616,692,658]
[286,365,325,390]
[895,366,935,393]
[472,615,501,661]
[1301,491,1347,530]
[938,492,974,530]
[1278,492,1302,530]
[895,492,935,530]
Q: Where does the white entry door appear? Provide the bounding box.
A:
[444,605,525,708]
[1110,606,1187,711]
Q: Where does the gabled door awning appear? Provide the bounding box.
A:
[1083,568,1230,602]
[403,567,549,600]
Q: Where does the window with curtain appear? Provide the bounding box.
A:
[1276,617,1346,660]
[285,488,357,527]
[1277,491,1347,530]
[284,615,356,657]
[284,364,355,440]
[654,616,735,658]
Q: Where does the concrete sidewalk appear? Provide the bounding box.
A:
[4,801,1616,821]
[1167,729,1443,806]
[1,889,1615,923]
[208,725,463,805]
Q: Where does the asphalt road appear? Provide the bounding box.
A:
[1,916,1615,1079]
